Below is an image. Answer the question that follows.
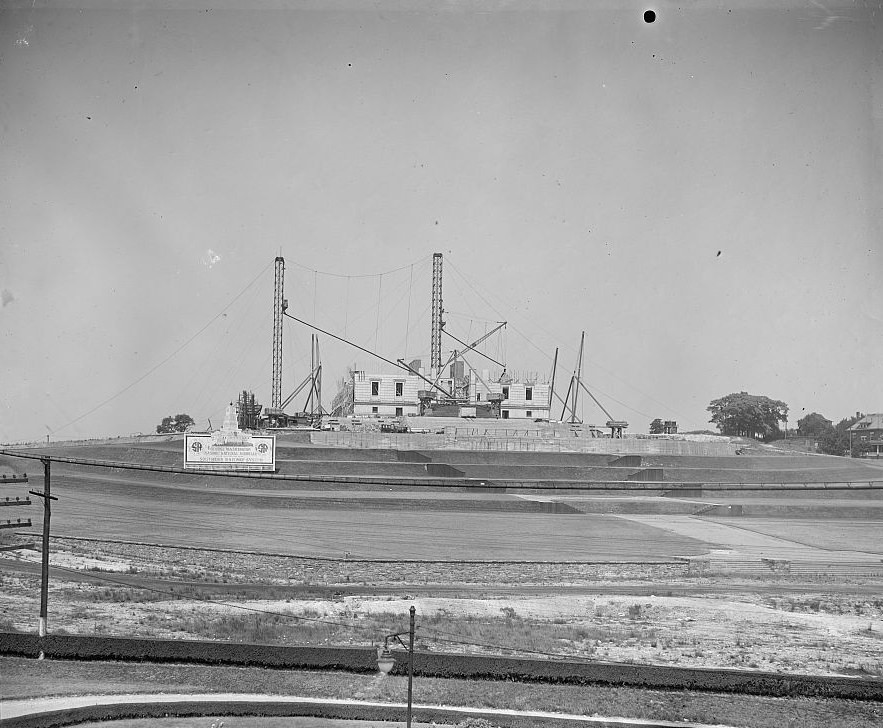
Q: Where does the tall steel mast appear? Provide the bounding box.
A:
[430,252,443,377]
[271,256,287,409]
[569,330,585,424]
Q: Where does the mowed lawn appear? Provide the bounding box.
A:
[35,473,710,561]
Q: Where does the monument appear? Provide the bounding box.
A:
[184,402,276,471]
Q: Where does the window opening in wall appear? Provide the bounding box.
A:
[371,381,379,396]
[526,411,532,417]
[395,407,403,417]
[502,410,509,419]
[525,387,532,401]
[476,392,481,401]
[395,382,404,397]
[371,406,378,414]
[502,386,509,399]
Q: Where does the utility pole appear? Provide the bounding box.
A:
[407,605,416,728]
[28,458,57,641]
[375,605,417,726]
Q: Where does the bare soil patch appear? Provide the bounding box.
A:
[2,539,881,677]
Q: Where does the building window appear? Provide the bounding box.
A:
[525,387,533,401]
[526,411,532,418]
[395,382,404,397]
[476,392,481,401]
[371,406,378,414]
[371,381,380,396]
[502,410,509,419]
[395,407,403,417]
[502,386,509,399]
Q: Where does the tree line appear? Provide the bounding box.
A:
[647,392,863,456]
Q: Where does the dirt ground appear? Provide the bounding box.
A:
[2,539,881,678]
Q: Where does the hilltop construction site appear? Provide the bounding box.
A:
[2,254,881,726]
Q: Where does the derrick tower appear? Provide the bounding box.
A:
[430,252,443,376]
[271,256,287,409]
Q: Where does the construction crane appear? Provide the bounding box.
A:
[555,331,628,436]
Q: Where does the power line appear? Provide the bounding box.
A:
[38,485,710,556]
[1,450,879,491]
[286,254,432,280]
[44,561,627,663]
[417,628,598,663]
[52,259,275,435]
[446,258,692,423]
[43,561,377,635]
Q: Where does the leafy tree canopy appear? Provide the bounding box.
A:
[707,392,788,441]
[156,413,195,434]
[649,418,664,434]
[796,412,833,438]
[817,414,862,457]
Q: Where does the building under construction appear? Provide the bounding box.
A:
[346,253,554,422]
[241,252,626,435]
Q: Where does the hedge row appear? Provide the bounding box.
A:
[2,632,881,701]
[0,699,660,728]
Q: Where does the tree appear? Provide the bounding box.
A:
[707,392,788,441]
[818,414,862,457]
[796,412,834,439]
[156,413,195,434]
[649,418,665,434]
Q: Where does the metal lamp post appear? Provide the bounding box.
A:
[376,605,416,728]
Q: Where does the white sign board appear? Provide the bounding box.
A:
[184,433,276,471]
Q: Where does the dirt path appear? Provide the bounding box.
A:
[613,514,882,561]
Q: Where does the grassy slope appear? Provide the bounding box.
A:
[29,461,710,561]
[37,488,710,560]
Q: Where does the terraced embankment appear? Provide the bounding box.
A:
[2,441,881,564]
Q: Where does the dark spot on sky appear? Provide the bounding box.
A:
[644,10,656,23]
[434,220,439,225]
[716,251,722,257]
[348,63,352,67]
[86,116,91,120]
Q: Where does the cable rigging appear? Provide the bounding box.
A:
[52,259,276,436]
[285,253,432,280]
[445,257,688,423]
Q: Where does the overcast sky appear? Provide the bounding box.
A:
[1,0,881,442]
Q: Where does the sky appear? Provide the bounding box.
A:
[1,0,881,442]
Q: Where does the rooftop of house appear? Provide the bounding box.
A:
[848,413,883,431]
